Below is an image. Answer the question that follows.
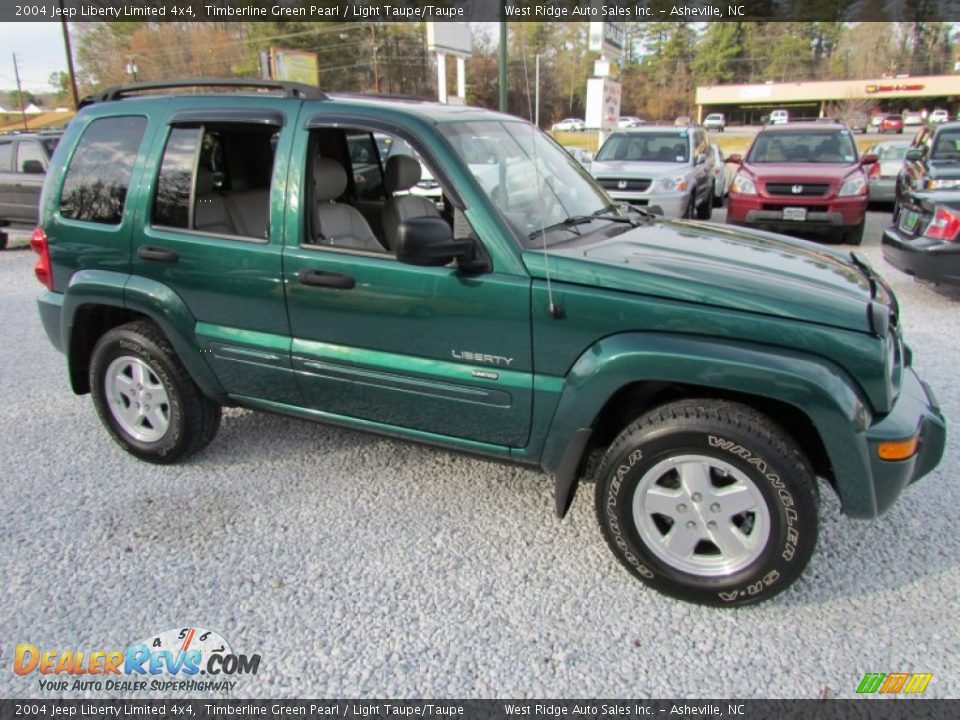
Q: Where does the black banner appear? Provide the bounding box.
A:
[1,700,958,720]
[3,0,960,23]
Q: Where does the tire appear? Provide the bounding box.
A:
[683,192,696,219]
[594,399,819,607]
[843,221,865,245]
[90,320,221,464]
[696,188,714,219]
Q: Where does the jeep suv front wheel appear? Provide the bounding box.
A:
[90,321,221,463]
[594,399,818,606]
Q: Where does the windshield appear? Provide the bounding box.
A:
[931,129,960,160]
[747,130,858,163]
[595,131,691,163]
[876,144,908,161]
[440,120,610,244]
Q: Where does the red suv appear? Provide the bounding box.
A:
[880,115,905,134]
[726,123,877,244]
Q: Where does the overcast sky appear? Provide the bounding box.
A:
[0,22,68,93]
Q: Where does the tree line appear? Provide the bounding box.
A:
[51,21,956,124]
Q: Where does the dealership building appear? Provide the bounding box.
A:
[695,74,960,124]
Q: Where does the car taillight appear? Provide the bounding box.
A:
[30,226,53,290]
[923,206,960,242]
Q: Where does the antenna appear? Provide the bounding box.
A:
[521,52,563,320]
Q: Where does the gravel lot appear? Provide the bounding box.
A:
[1,209,957,699]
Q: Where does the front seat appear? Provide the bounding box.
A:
[312,157,382,252]
[381,155,442,250]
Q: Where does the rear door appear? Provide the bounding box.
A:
[0,139,17,222]
[12,139,49,224]
[129,103,299,405]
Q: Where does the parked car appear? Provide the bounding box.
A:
[768,109,789,125]
[896,122,960,209]
[883,189,960,284]
[903,110,924,126]
[563,145,593,166]
[879,114,904,134]
[702,113,726,132]
[870,113,885,130]
[864,140,910,203]
[929,109,950,124]
[673,116,692,126]
[841,111,869,133]
[617,116,644,128]
[590,125,715,218]
[552,118,585,132]
[709,143,731,205]
[32,79,944,607]
[726,122,877,244]
[0,130,62,249]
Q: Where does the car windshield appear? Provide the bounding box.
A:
[876,144,908,161]
[595,131,691,163]
[747,130,858,163]
[930,129,960,159]
[440,120,610,244]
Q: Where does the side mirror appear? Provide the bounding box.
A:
[860,154,878,165]
[695,152,707,165]
[725,154,742,164]
[905,148,924,161]
[396,217,486,271]
[21,159,45,174]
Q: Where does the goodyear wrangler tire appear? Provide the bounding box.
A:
[90,321,221,464]
[594,399,818,606]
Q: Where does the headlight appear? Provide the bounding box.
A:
[658,175,688,192]
[924,178,960,190]
[731,173,756,195]
[838,172,867,197]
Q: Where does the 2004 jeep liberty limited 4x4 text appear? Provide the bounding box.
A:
[33,80,945,606]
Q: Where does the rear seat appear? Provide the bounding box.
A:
[194,167,270,239]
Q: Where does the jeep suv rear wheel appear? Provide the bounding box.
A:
[594,399,818,606]
[90,321,221,463]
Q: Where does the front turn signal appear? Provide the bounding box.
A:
[877,436,919,461]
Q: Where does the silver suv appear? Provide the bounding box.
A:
[591,126,714,218]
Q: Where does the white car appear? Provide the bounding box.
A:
[564,146,593,166]
[703,113,726,132]
[930,109,950,124]
[552,118,585,132]
[903,110,924,126]
[618,116,644,128]
[768,109,789,125]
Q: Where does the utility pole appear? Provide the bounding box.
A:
[498,15,507,112]
[370,24,380,93]
[59,0,79,109]
[12,53,28,131]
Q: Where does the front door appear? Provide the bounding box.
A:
[282,123,533,449]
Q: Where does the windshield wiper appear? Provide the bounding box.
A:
[529,207,641,239]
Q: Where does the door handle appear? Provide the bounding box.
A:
[138,245,179,263]
[297,269,355,290]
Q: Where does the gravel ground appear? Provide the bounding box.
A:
[1,209,957,699]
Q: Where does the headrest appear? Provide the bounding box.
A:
[196,166,215,196]
[314,157,347,201]
[384,154,422,194]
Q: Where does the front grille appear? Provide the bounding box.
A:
[762,203,822,212]
[598,178,651,192]
[765,182,830,197]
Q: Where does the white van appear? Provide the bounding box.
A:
[768,109,789,125]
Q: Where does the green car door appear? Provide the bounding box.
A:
[281,118,533,449]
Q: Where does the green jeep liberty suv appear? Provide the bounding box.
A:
[34,81,945,606]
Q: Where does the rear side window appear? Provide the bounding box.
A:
[16,141,46,173]
[0,141,12,172]
[60,116,147,225]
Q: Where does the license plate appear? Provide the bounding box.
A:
[783,207,807,221]
[899,210,919,233]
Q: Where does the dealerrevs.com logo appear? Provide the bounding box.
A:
[13,627,261,693]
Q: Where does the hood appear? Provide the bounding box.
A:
[592,160,691,179]
[878,160,904,177]
[926,159,960,179]
[741,162,860,182]
[526,220,873,332]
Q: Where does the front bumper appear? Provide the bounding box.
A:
[868,178,897,203]
[857,368,946,517]
[882,227,960,284]
[607,189,688,218]
[728,192,867,232]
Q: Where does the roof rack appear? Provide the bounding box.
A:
[78,78,328,108]
[326,91,430,103]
